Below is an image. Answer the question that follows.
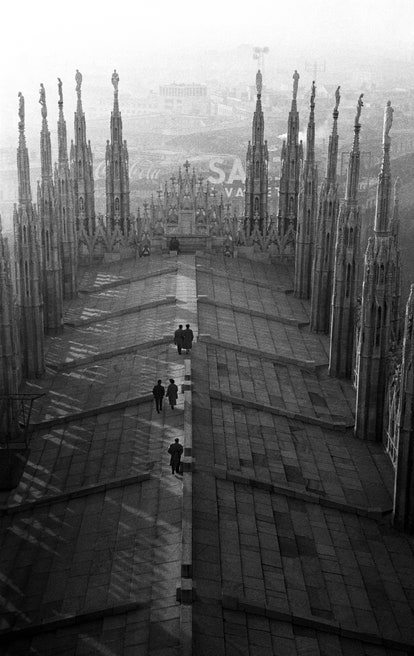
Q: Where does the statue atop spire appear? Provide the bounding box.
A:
[58,78,63,105]
[112,69,119,92]
[75,69,82,99]
[334,85,341,112]
[256,69,262,96]
[383,100,393,144]
[18,92,25,133]
[293,70,299,100]
[355,93,364,125]
[39,83,47,119]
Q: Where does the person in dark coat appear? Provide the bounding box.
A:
[169,236,180,254]
[181,324,194,354]
[174,324,184,355]
[152,379,165,413]
[166,378,178,409]
[168,438,183,474]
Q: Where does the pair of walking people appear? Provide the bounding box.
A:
[152,378,178,413]
[174,323,194,355]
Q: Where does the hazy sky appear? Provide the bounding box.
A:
[3,0,413,76]
[1,0,413,145]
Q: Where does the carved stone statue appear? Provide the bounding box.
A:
[334,85,341,112]
[75,69,82,95]
[18,92,24,129]
[310,81,316,106]
[39,83,47,119]
[355,93,364,125]
[112,69,119,92]
[384,100,393,143]
[58,78,63,105]
[292,70,299,100]
[256,69,262,96]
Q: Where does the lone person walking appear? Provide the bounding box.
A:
[182,323,194,355]
[166,378,178,409]
[174,324,184,355]
[152,379,165,413]
[168,438,183,474]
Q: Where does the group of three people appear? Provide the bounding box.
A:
[152,382,183,475]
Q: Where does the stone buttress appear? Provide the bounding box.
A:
[244,69,268,236]
[106,69,130,235]
[277,70,303,240]
[294,81,318,299]
[70,70,96,235]
[55,78,78,299]
[355,102,400,441]
[329,94,364,379]
[310,87,340,331]
[38,83,64,334]
[0,215,21,438]
[393,285,414,533]
[14,93,45,378]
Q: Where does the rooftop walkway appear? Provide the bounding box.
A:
[0,252,413,655]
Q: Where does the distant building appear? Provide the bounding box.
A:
[159,82,209,115]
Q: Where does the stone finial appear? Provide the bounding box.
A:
[355,93,364,125]
[75,69,82,96]
[18,92,25,132]
[334,86,341,112]
[39,83,47,119]
[111,69,119,92]
[383,100,393,144]
[310,81,316,107]
[58,78,63,105]
[394,176,401,196]
[256,69,262,96]
[293,70,299,100]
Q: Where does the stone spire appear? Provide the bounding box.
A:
[329,94,364,379]
[355,101,399,441]
[17,92,31,203]
[56,77,78,299]
[106,69,130,234]
[294,81,318,298]
[244,69,269,235]
[393,284,414,533]
[375,101,393,233]
[277,70,303,237]
[310,86,341,332]
[14,93,45,377]
[0,215,21,440]
[38,82,64,335]
[390,177,402,342]
[70,69,96,235]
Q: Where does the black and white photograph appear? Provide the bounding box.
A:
[1,0,414,653]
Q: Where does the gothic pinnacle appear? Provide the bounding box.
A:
[326,86,340,183]
[352,93,364,151]
[374,100,394,234]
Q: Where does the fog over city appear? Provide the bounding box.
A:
[2,0,413,132]
[1,0,414,238]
